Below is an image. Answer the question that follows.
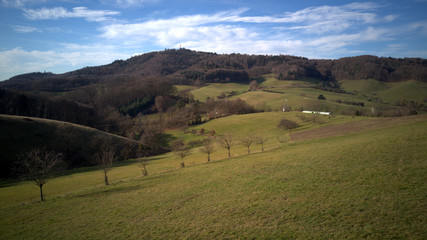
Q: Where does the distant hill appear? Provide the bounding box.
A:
[0,114,140,179]
[1,49,426,93]
[0,49,426,158]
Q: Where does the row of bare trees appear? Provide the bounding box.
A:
[18,145,118,202]
[21,131,290,202]
[171,133,290,168]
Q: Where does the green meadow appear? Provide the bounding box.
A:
[1,112,426,239]
[340,79,427,103]
[190,83,249,102]
[177,76,426,117]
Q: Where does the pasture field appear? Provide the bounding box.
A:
[190,83,249,101]
[178,76,426,115]
[340,79,427,103]
[0,114,139,180]
[174,85,197,92]
[1,113,426,239]
[232,76,401,113]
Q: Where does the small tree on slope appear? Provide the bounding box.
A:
[200,138,215,162]
[19,148,63,201]
[218,134,234,158]
[96,146,116,185]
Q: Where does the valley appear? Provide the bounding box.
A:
[0,49,426,239]
[0,112,426,239]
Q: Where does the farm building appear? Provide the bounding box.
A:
[302,111,332,115]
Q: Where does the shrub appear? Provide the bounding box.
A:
[318,94,326,100]
[278,118,300,132]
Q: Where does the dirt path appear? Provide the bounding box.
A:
[290,114,427,142]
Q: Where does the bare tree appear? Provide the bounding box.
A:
[256,136,269,152]
[240,137,253,154]
[137,158,148,176]
[19,148,63,201]
[95,146,116,185]
[200,138,215,162]
[276,134,290,146]
[218,134,234,158]
[278,118,299,132]
[171,139,190,167]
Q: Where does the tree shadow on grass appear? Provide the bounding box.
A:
[0,179,22,188]
[0,155,168,188]
[72,174,166,199]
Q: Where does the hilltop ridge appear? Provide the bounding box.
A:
[2,49,426,92]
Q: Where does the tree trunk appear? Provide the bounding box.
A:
[104,172,109,185]
[227,149,231,158]
[207,154,210,162]
[39,184,44,201]
[247,147,250,154]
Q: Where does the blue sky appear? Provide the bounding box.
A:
[0,0,426,80]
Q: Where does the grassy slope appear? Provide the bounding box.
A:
[191,83,249,102]
[181,77,427,114]
[168,112,361,158]
[340,79,427,103]
[1,114,426,239]
[174,85,197,92]
[0,115,138,178]
[237,77,427,113]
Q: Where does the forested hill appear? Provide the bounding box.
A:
[1,49,427,93]
[1,49,426,177]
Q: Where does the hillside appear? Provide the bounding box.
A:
[1,50,426,93]
[0,113,426,239]
[0,47,426,238]
[0,114,140,178]
[184,75,426,116]
[0,49,426,140]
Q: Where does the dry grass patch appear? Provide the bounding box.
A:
[291,114,427,142]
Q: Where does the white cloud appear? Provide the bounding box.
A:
[12,25,41,33]
[113,0,158,7]
[278,3,379,34]
[100,2,386,48]
[308,27,391,50]
[100,10,260,50]
[3,2,423,80]
[99,3,393,57]
[384,14,398,22]
[407,21,427,34]
[23,6,121,22]
[200,4,380,36]
[0,46,130,80]
[1,0,44,8]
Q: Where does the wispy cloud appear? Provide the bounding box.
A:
[307,27,392,54]
[12,25,41,33]
[1,0,45,8]
[100,9,248,40]
[1,1,425,80]
[113,0,159,7]
[407,21,427,34]
[23,7,120,22]
[279,3,378,34]
[99,3,393,57]
[0,46,129,80]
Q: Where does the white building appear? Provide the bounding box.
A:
[302,111,332,115]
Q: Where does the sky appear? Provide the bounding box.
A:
[0,0,426,80]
